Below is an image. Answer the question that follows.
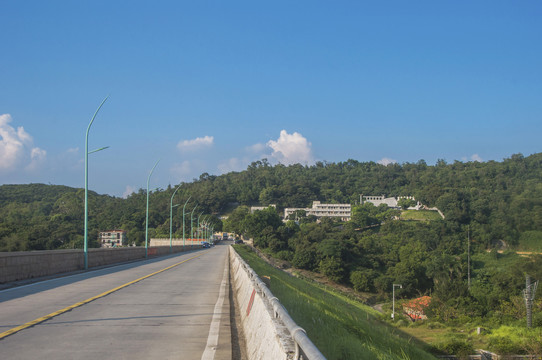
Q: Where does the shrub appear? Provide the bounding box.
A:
[487,326,542,355]
[436,338,475,360]
[292,247,318,270]
[427,321,445,329]
[488,336,524,355]
[350,268,376,292]
[318,256,346,283]
[275,250,294,261]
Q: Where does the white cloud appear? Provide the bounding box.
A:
[122,185,136,198]
[177,136,214,152]
[0,114,46,171]
[267,130,313,165]
[470,154,482,162]
[171,159,211,182]
[171,160,192,178]
[378,157,397,166]
[461,154,483,162]
[246,143,266,154]
[218,157,248,174]
[26,147,47,171]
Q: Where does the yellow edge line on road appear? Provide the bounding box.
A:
[0,253,204,340]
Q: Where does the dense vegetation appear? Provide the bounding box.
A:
[2,153,541,251]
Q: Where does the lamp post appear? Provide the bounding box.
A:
[201,216,209,242]
[182,196,191,247]
[84,96,109,270]
[197,212,203,242]
[200,220,206,243]
[204,216,211,241]
[392,284,402,319]
[190,205,198,244]
[169,184,182,252]
[145,159,160,259]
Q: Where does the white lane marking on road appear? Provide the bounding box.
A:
[201,256,229,360]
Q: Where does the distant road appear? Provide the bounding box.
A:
[0,244,231,360]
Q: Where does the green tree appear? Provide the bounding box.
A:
[319,256,346,283]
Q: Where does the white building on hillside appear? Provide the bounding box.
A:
[250,204,277,213]
[284,201,351,221]
[361,195,420,210]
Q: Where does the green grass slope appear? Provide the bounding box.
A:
[233,245,436,360]
[400,210,442,221]
[518,231,542,252]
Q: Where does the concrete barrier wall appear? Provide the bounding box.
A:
[229,247,296,360]
[0,245,200,284]
[150,238,205,246]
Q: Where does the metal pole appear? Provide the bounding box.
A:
[392,284,402,319]
[527,275,532,328]
[169,184,182,252]
[84,96,108,270]
[197,212,203,242]
[200,217,206,242]
[392,285,395,319]
[145,159,160,259]
[202,216,209,241]
[182,196,191,248]
[190,205,198,244]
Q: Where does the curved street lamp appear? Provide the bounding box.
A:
[169,184,182,252]
[145,159,160,259]
[182,196,191,247]
[203,215,211,241]
[197,211,204,241]
[190,205,198,244]
[84,96,109,270]
[200,216,209,242]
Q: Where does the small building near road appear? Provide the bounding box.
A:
[100,230,127,248]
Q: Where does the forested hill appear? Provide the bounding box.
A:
[1,152,541,251]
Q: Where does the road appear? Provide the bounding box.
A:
[0,243,232,360]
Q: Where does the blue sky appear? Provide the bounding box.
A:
[1,1,541,197]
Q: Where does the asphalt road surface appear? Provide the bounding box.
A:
[0,243,232,360]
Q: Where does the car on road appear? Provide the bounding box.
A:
[202,242,211,248]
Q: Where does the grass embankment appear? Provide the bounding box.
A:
[518,230,542,252]
[233,245,436,360]
[400,210,442,221]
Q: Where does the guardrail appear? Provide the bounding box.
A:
[231,248,326,360]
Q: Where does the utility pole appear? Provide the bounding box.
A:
[392,284,402,320]
[524,274,538,328]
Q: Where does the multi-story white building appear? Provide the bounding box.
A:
[99,230,127,248]
[284,201,351,221]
